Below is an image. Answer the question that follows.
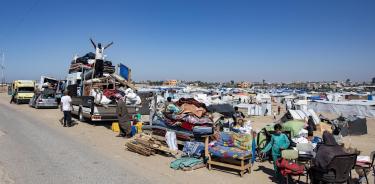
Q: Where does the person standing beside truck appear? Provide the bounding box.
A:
[116,97,132,138]
[60,91,72,127]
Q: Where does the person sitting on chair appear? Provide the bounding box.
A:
[313,131,347,169]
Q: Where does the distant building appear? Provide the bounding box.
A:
[163,80,178,86]
[237,81,250,88]
[372,77,375,85]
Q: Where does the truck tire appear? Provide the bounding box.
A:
[78,108,85,122]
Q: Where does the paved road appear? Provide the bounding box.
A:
[0,104,150,184]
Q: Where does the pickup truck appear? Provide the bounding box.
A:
[70,92,155,123]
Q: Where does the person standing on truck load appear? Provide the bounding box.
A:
[116,97,132,138]
[60,91,72,127]
[90,38,113,60]
[90,38,113,78]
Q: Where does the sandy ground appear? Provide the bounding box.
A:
[1,92,374,183]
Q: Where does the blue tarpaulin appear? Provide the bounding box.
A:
[119,63,130,81]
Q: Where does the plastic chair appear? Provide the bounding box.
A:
[310,154,357,184]
[355,151,375,184]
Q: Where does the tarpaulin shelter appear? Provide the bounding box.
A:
[334,116,367,137]
[207,104,235,118]
[308,100,375,118]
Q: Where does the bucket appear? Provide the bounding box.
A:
[111,122,120,132]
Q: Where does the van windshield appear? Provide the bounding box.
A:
[18,87,35,93]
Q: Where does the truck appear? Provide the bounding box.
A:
[11,80,35,104]
[66,56,154,123]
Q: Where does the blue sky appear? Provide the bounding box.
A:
[0,0,374,83]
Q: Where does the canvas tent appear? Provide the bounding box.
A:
[281,109,320,125]
[236,103,272,116]
[308,100,375,118]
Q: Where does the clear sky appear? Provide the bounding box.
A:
[0,0,374,83]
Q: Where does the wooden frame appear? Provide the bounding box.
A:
[204,136,252,177]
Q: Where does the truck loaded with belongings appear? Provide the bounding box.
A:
[65,40,155,123]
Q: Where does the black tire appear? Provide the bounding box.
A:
[16,99,19,104]
[78,108,85,122]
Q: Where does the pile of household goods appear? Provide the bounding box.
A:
[89,87,141,106]
[143,98,215,142]
[125,133,177,156]
[67,51,141,106]
[69,52,115,75]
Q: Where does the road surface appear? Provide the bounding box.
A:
[0,101,150,184]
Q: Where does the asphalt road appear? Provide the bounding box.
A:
[0,103,150,184]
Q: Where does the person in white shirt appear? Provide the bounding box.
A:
[60,91,72,127]
[90,38,113,60]
[89,38,113,78]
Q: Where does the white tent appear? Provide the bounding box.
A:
[294,100,308,111]
[308,100,375,118]
[288,109,320,124]
[236,103,272,116]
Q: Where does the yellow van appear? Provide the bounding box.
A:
[11,80,35,104]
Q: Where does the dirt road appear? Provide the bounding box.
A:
[1,93,374,184]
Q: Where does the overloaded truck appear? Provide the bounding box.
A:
[11,80,35,104]
[65,50,155,123]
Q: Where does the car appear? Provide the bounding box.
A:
[29,89,58,109]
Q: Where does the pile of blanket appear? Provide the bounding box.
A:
[145,98,214,141]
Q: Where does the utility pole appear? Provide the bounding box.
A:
[1,52,4,86]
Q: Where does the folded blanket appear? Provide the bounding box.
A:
[232,133,252,150]
[193,126,213,136]
[170,157,203,170]
[180,104,206,118]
